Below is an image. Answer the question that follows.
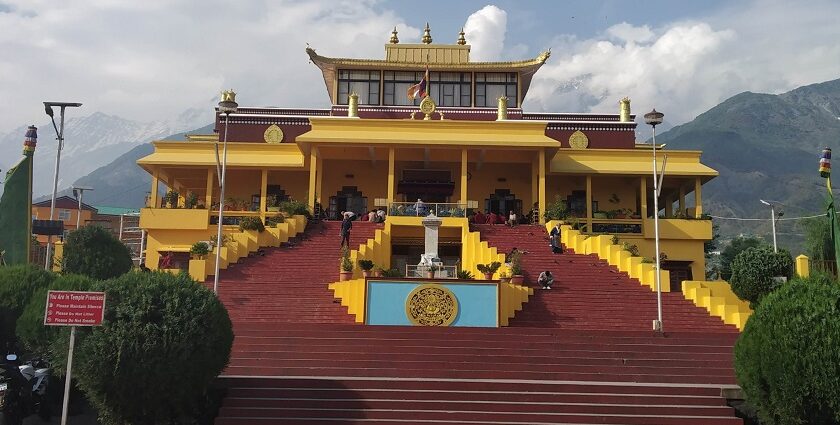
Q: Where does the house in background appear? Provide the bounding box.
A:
[31,196,97,242]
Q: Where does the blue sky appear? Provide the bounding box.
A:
[0,0,838,132]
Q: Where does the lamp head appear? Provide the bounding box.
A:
[44,104,54,117]
[218,90,238,114]
[760,199,770,206]
[644,108,664,127]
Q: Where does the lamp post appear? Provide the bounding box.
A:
[43,102,82,270]
[213,90,238,294]
[71,186,93,229]
[759,199,782,253]
[644,108,666,332]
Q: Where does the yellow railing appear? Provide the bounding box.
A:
[328,278,366,323]
[682,281,752,330]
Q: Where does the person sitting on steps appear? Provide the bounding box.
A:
[538,271,554,290]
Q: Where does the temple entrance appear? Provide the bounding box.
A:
[662,260,693,292]
[329,186,368,220]
[485,189,522,215]
[398,169,454,203]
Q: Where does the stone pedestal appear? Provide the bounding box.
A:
[422,214,443,258]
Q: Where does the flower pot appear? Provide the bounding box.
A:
[614,214,626,219]
[426,271,435,279]
[374,270,384,278]
[483,273,493,280]
[362,270,372,278]
[499,276,511,284]
[510,275,525,285]
[339,271,353,281]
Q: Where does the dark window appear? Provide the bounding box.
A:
[475,72,517,107]
[338,70,380,105]
[383,71,423,106]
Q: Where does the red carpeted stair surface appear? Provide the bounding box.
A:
[210,221,744,425]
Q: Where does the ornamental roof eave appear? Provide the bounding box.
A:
[305,47,549,104]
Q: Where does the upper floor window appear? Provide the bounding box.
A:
[383,71,423,106]
[428,72,471,107]
[337,70,380,105]
[58,209,71,221]
[475,73,517,108]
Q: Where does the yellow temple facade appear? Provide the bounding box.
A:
[137,27,716,289]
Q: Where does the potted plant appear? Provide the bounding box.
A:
[425,264,438,279]
[374,267,385,278]
[509,251,524,284]
[185,191,198,209]
[499,271,511,284]
[164,190,179,208]
[190,241,210,260]
[457,269,474,280]
[358,259,375,277]
[239,216,266,233]
[339,246,353,281]
[476,261,501,280]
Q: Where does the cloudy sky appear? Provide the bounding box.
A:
[1,0,839,133]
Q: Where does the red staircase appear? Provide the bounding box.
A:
[474,224,738,332]
[210,222,744,425]
[208,220,381,323]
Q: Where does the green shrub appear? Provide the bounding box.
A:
[457,269,474,280]
[476,261,501,275]
[164,190,179,208]
[720,236,768,280]
[190,241,210,258]
[279,200,311,218]
[357,259,374,271]
[381,268,401,278]
[62,225,133,280]
[621,242,640,257]
[71,271,233,425]
[543,199,569,221]
[509,251,523,276]
[238,216,266,232]
[265,215,285,227]
[0,264,55,345]
[340,246,353,272]
[16,274,94,358]
[730,246,793,308]
[734,275,840,425]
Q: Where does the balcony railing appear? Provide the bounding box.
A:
[405,264,459,279]
[389,202,467,218]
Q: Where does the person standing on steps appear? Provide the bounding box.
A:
[340,212,353,248]
[549,223,563,254]
[538,270,554,290]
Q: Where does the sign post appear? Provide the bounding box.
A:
[44,290,106,425]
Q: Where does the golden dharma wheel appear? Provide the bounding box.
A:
[263,124,284,144]
[568,130,589,149]
[405,284,458,326]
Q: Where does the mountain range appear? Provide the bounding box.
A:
[5,78,840,249]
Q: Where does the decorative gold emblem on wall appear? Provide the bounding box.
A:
[419,96,436,120]
[406,284,458,326]
[263,124,284,144]
[568,130,589,149]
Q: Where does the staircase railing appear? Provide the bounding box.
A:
[388,202,467,218]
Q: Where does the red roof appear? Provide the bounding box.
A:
[33,195,98,212]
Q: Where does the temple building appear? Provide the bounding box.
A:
[137,25,716,289]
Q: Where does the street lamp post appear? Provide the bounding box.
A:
[760,199,781,253]
[644,108,666,333]
[213,90,238,294]
[72,186,93,230]
[43,102,82,270]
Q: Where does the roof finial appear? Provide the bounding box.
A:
[457,28,466,45]
[389,27,399,44]
[422,22,433,44]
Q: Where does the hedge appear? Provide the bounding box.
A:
[729,246,793,308]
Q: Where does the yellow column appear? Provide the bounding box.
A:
[640,177,647,234]
[664,195,673,217]
[308,149,318,212]
[531,155,538,212]
[150,169,160,208]
[795,254,810,278]
[205,168,214,208]
[585,175,592,232]
[460,149,468,204]
[538,150,546,224]
[387,148,395,204]
[316,156,324,205]
[694,177,703,217]
[260,169,268,222]
[678,185,686,217]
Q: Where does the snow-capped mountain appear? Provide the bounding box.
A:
[0,107,213,197]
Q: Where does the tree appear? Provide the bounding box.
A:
[62,225,133,280]
[70,271,233,425]
[16,274,95,358]
[0,264,54,346]
[719,236,768,280]
[803,216,833,261]
[734,274,840,425]
[729,246,793,308]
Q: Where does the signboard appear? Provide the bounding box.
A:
[43,290,106,326]
[32,219,65,236]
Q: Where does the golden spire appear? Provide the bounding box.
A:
[422,22,432,44]
[220,89,237,103]
[389,27,399,44]
[457,28,466,45]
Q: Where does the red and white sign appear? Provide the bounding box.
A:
[43,290,106,326]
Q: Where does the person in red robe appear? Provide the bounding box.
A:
[473,210,485,224]
[486,211,498,225]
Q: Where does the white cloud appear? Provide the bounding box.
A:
[463,5,507,61]
[0,0,419,130]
